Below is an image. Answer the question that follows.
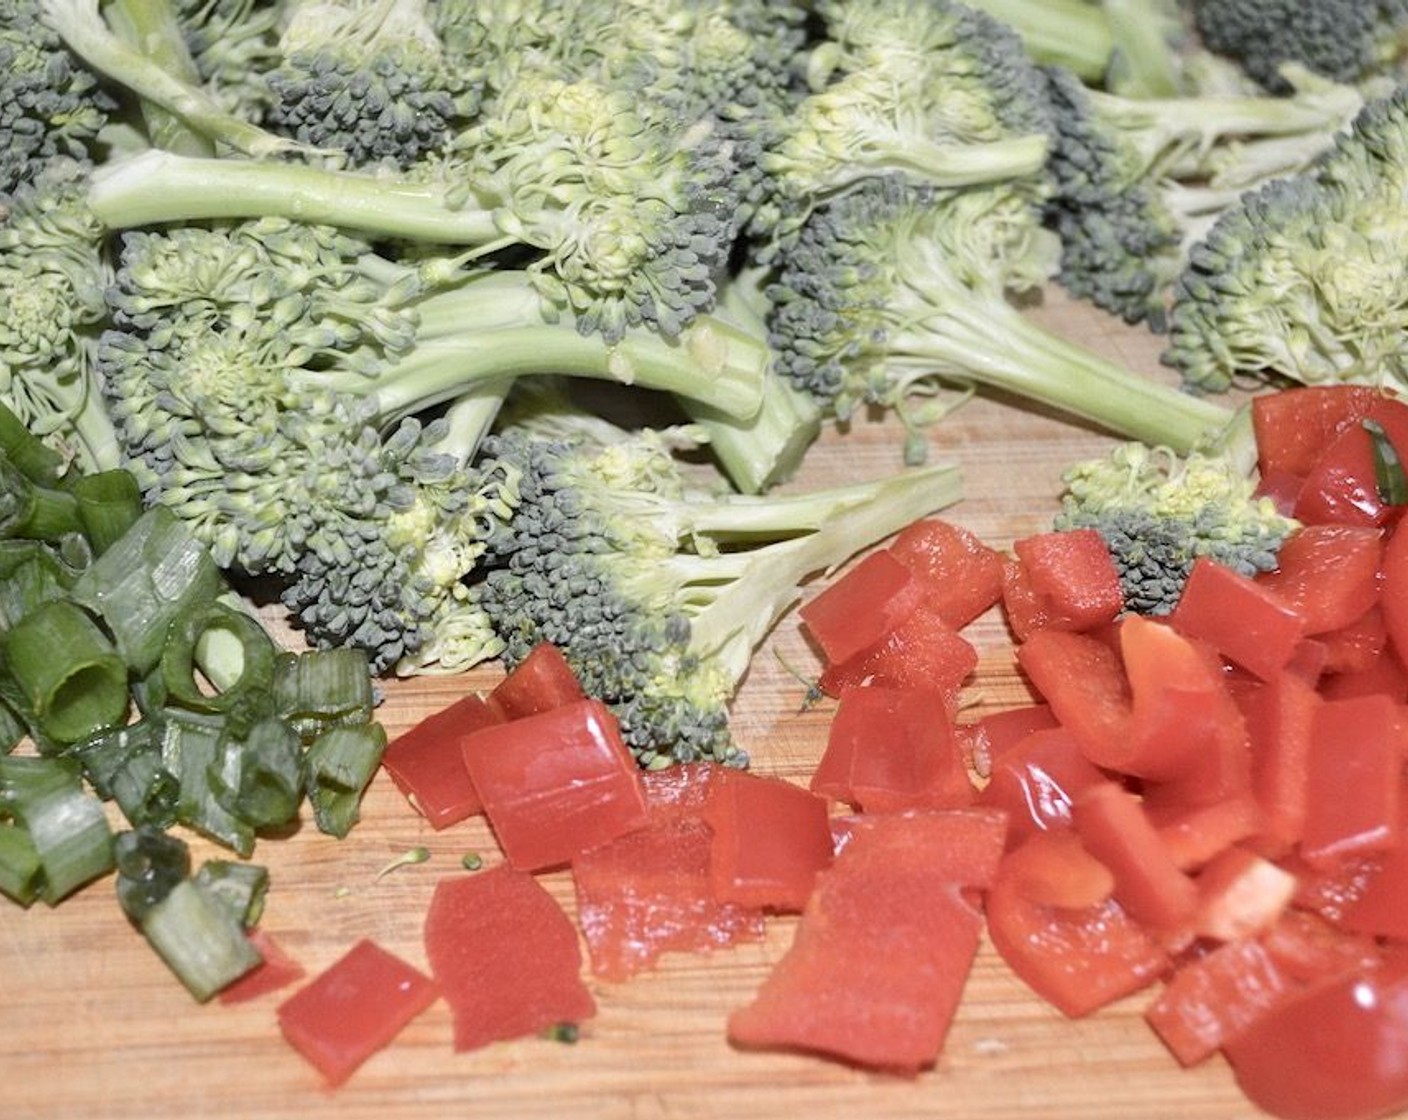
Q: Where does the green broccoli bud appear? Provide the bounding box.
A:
[1056,439,1298,615]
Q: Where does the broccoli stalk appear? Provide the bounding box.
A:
[960,0,1117,82]
[768,175,1235,464]
[479,418,965,768]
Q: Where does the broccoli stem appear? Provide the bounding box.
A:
[1100,0,1186,99]
[88,149,505,244]
[682,371,823,494]
[810,133,1052,193]
[963,0,1116,81]
[103,0,215,157]
[886,275,1234,452]
[41,0,305,159]
[297,275,772,423]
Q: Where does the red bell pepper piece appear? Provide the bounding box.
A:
[1255,524,1384,636]
[461,698,649,872]
[817,602,977,706]
[1238,670,1321,853]
[1293,395,1408,528]
[1301,693,1405,867]
[727,810,1007,1074]
[424,866,596,1052]
[976,726,1107,851]
[1012,527,1124,631]
[1251,384,1383,478]
[1014,627,1132,767]
[486,642,585,721]
[380,692,501,829]
[705,770,833,913]
[886,517,1005,628]
[798,549,924,667]
[218,927,305,1005]
[1169,557,1306,681]
[958,702,1059,777]
[276,939,438,1087]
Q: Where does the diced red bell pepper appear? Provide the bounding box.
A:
[817,602,977,705]
[571,764,765,982]
[1380,521,1408,668]
[994,826,1115,909]
[798,549,925,667]
[1014,627,1131,767]
[1301,693,1405,867]
[886,517,1005,628]
[1339,815,1408,941]
[1293,395,1408,528]
[1255,466,1305,518]
[1255,524,1384,636]
[1193,846,1298,943]
[487,642,585,721]
[276,939,438,1087]
[1072,780,1200,935]
[424,866,596,1051]
[380,692,501,830]
[705,770,833,912]
[461,698,648,872]
[1239,669,1320,853]
[218,927,305,1005]
[1317,603,1390,676]
[1146,934,1295,1067]
[727,810,1007,1074]
[1319,642,1408,703]
[1169,557,1306,681]
[1150,794,1264,872]
[976,726,1107,851]
[958,702,1059,778]
[1012,527,1124,630]
[812,685,974,811]
[1251,385,1383,478]
[986,832,1169,1018]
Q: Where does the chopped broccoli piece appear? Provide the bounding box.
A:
[477,415,964,767]
[1164,84,1408,394]
[1056,436,1297,615]
[1190,0,1408,91]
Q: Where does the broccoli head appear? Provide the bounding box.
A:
[1056,438,1298,615]
[477,415,964,767]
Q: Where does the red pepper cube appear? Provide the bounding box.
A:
[487,642,585,722]
[705,770,834,912]
[380,692,501,829]
[812,685,974,811]
[424,866,596,1052]
[886,518,1005,628]
[1301,693,1405,867]
[817,602,977,704]
[976,726,1107,851]
[1340,801,1408,941]
[1294,395,1408,528]
[1193,846,1298,943]
[276,939,438,1088]
[1381,522,1408,668]
[1255,524,1384,636]
[1251,385,1383,478]
[1169,557,1306,681]
[798,549,924,667]
[1238,670,1321,853]
[1012,528,1124,631]
[1015,627,1132,769]
[959,702,1059,778]
[461,698,649,872]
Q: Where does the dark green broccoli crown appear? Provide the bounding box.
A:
[1,0,118,194]
[1039,65,1181,329]
[477,425,741,768]
[1192,0,1408,90]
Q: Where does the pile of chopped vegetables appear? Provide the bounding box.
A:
[11,0,1408,1115]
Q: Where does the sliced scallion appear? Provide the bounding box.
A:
[194,859,269,927]
[211,716,304,832]
[305,723,387,839]
[114,825,191,922]
[0,755,115,904]
[70,721,179,830]
[69,469,144,556]
[274,648,376,740]
[161,600,278,717]
[137,877,263,1002]
[0,821,42,905]
[159,709,256,857]
[0,455,84,541]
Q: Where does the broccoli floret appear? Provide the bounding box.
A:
[1163,84,1408,393]
[1,0,118,194]
[1190,0,1408,91]
[96,217,771,670]
[477,416,964,768]
[1056,436,1297,614]
[752,0,1054,242]
[259,0,478,170]
[0,159,120,474]
[172,0,283,120]
[766,174,1235,464]
[1040,62,1362,327]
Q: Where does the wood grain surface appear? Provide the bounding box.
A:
[2,291,1272,1120]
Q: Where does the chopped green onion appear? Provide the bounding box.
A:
[159,708,256,857]
[69,469,144,556]
[0,755,115,904]
[114,825,191,921]
[0,543,84,630]
[213,715,304,831]
[0,403,65,487]
[1364,418,1408,507]
[160,600,278,717]
[69,720,180,830]
[136,877,263,1001]
[194,859,268,927]
[2,599,130,746]
[71,507,224,675]
[305,723,387,839]
[375,846,430,880]
[0,455,84,540]
[0,821,43,905]
[274,648,376,740]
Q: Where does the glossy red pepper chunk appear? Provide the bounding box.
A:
[461,698,649,872]
[380,692,501,829]
[817,602,977,707]
[1255,524,1384,637]
[1301,694,1405,867]
[886,517,1005,628]
[1294,396,1408,529]
[1011,527,1124,631]
[1251,384,1383,479]
[976,726,1106,851]
[1169,557,1306,681]
[487,642,585,721]
[276,939,438,1087]
[798,549,924,667]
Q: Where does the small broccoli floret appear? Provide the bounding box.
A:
[1039,62,1363,328]
[173,0,283,119]
[478,417,964,768]
[1056,438,1297,615]
[260,0,478,170]
[0,159,120,474]
[752,0,1053,242]
[1191,0,1408,91]
[766,174,1235,463]
[1164,84,1408,394]
[1,0,118,194]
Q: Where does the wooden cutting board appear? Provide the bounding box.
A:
[2,290,1268,1120]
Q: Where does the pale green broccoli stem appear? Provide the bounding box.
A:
[103,0,215,157]
[886,289,1235,454]
[298,276,772,422]
[680,460,965,683]
[41,0,308,159]
[776,132,1053,197]
[962,0,1116,81]
[88,149,505,244]
[1101,0,1186,99]
[684,372,823,494]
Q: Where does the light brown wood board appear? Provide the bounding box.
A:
[1,290,1276,1120]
